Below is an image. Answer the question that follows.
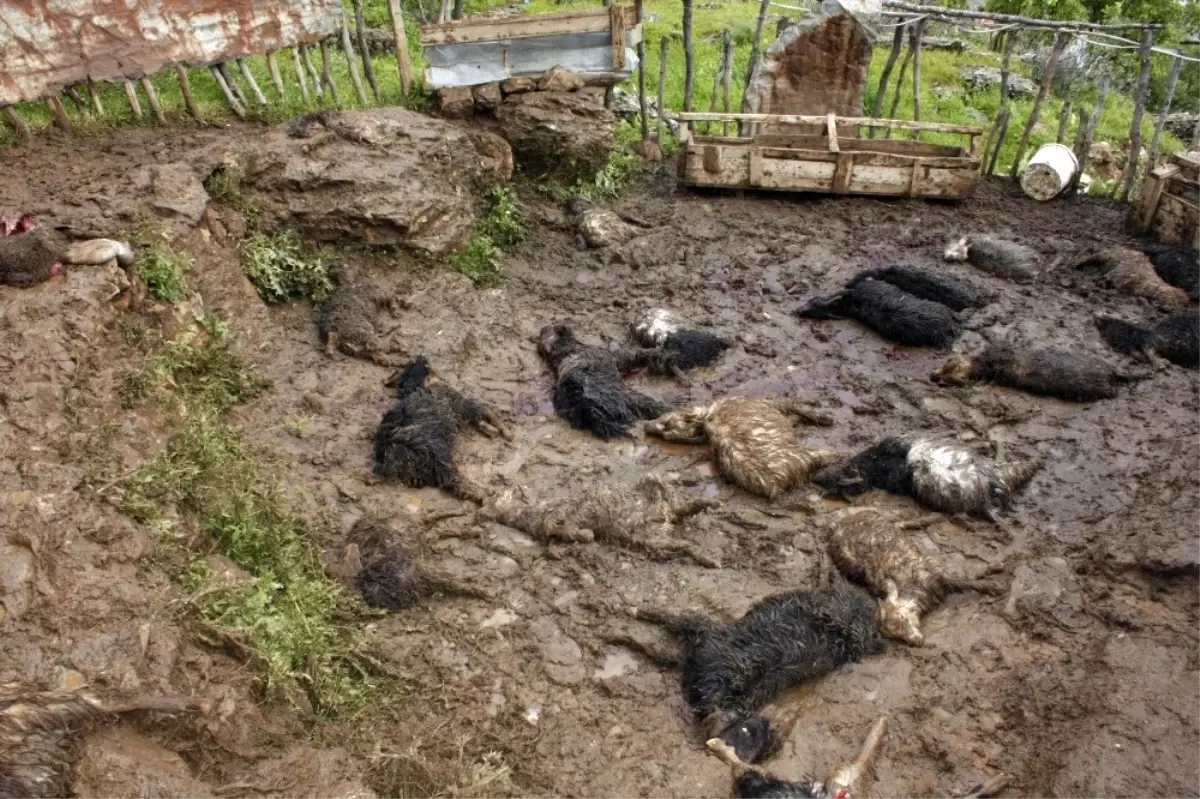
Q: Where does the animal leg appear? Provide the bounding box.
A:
[704,738,753,778]
[960,774,1012,798]
[774,398,835,427]
[474,406,513,441]
[824,716,888,798]
[667,495,722,523]
[598,629,685,666]
[626,389,669,421]
[418,568,494,602]
[62,238,135,267]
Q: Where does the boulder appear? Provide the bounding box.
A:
[495,89,614,180]
[231,108,513,255]
[537,66,586,92]
[1163,112,1198,142]
[473,81,502,112]
[439,86,474,119]
[959,66,1037,99]
[744,0,878,135]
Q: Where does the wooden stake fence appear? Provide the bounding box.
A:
[1069,73,1110,195]
[1009,30,1068,178]
[1116,28,1155,200]
[871,23,906,137]
[1145,54,1181,172]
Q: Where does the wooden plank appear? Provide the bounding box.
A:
[909,158,923,196]
[826,113,840,153]
[420,7,635,45]
[611,4,626,69]
[673,112,981,135]
[833,153,854,191]
[1130,169,1167,233]
[749,147,764,185]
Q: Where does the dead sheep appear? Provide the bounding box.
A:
[0,213,134,288]
[632,581,882,763]
[566,197,644,249]
[316,264,404,365]
[0,681,200,798]
[631,308,732,372]
[944,235,1040,283]
[823,508,1003,646]
[706,716,888,799]
[847,265,994,312]
[645,397,838,499]
[1139,243,1198,301]
[1073,246,1190,310]
[537,323,676,439]
[1095,310,1199,369]
[482,474,721,567]
[338,518,491,611]
[812,436,1042,522]
[373,356,510,504]
[930,342,1149,402]
[797,279,963,349]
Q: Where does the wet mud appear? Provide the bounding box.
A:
[1,124,1197,798]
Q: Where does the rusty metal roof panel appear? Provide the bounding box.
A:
[0,0,344,105]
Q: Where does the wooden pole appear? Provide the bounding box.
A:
[87,81,104,115]
[176,65,202,120]
[47,96,73,134]
[740,0,772,134]
[986,26,1017,154]
[320,39,341,105]
[1115,28,1155,200]
[1056,97,1072,144]
[291,48,312,103]
[884,29,915,138]
[386,0,415,95]
[1069,72,1110,194]
[707,36,724,134]
[123,80,144,120]
[301,45,325,97]
[682,0,695,130]
[218,63,249,106]
[1009,30,1069,178]
[636,0,649,142]
[266,51,288,101]
[350,0,380,101]
[453,0,464,20]
[210,65,247,118]
[985,107,1010,175]
[910,18,924,140]
[62,86,90,113]
[1191,118,1200,152]
[881,2,1162,31]
[603,0,615,109]
[140,77,167,123]
[1,105,30,139]
[341,25,371,106]
[658,36,669,142]
[721,28,734,137]
[439,0,451,24]
[237,59,268,105]
[871,22,906,138]
[1145,54,1182,171]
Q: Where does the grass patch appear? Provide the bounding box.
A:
[243,231,336,303]
[118,310,386,716]
[130,229,192,303]
[204,159,262,223]
[449,186,527,285]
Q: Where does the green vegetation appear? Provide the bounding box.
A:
[204,158,262,222]
[130,228,192,303]
[449,185,527,285]
[118,311,386,716]
[243,230,336,303]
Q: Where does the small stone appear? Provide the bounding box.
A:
[537,66,585,92]
[501,76,537,95]
[439,86,475,119]
[472,82,502,112]
[481,608,518,629]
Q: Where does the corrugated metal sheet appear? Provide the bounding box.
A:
[0,0,344,105]
[425,29,640,88]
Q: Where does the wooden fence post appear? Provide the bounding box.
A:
[123,80,144,120]
[884,26,917,138]
[141,77,168,122]
[636,0,649,142]
[1069,72,1109,194]
[1145,54,1182,171]
[237,59,268,105]
[740,0,771,135]
[1055,97,1072,144]
[1116,27,1155,200]
[1009,30,1069,178]
[266,51,288,101]
[291,49,312,103]
[1,106,31,139]
[387,0,415,95]
[341,24,371,106]
[603,0,615,109]
[658,36,669,142]
[87,81,105,115]
[350,0,381,101]
[210,66,247,118]
[910,18,925,140]
[301,45,325,97]
[320,39,342,105]
[683,0,695,129]
[985,108,1010,175]
[721,28,734,136]
[176,65,202,120]
[981,27,1017,168]
[47,96,73,134]
[871,21,906,137]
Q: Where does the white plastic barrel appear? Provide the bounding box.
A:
[1020,143,1079,201]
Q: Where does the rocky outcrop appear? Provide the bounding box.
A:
[231,108,513,255]
[959,66,1037,99]
[494,88,614,180]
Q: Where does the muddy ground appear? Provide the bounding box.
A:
[1,123,1198,799]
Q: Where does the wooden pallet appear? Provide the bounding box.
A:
[1128,151,1200,248]
[673,112,983,200]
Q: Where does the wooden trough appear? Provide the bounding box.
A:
[673,112,984,200]
[1128,151,1200,248]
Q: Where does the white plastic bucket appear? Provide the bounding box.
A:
[1020,142,1079,201]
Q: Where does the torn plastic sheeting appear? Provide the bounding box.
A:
[424,31,639,88]
[0,0,344,105]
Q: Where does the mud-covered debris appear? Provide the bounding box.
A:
[71,728,215,798]
[495,89,614,180]
[316,265,404,366]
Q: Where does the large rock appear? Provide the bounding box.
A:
[495,89,614,180]
[744,0,879,135]
[959,66,1037,99]
[132,163,210,228]
[232,109,513,255]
